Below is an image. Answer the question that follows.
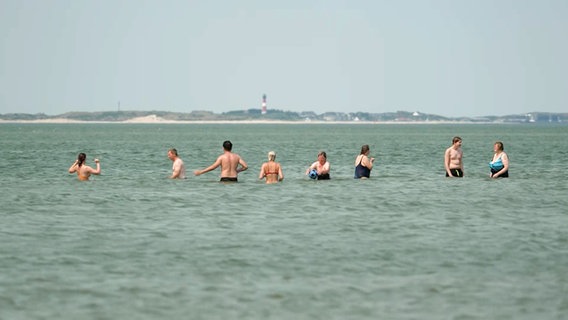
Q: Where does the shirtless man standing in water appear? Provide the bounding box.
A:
[444,136,464,177]
[68,153,101,180]
[194,140,248,182]
[167,148,186,179]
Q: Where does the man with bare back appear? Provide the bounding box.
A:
[194,140,248,182]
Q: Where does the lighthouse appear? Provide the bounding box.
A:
[261,94,267,115]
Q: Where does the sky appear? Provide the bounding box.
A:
[1,0,567,117]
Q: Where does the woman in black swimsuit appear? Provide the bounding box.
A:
[354,145,375,179]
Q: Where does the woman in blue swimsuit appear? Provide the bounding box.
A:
[354,144,375,179]
[489,141,509,178]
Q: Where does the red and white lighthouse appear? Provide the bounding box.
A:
[261,94,267,114]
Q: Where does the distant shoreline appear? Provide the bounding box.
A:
[0,118,498,125]
[0,115,504,125]
[2,110,564,124]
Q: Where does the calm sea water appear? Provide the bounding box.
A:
[1,123,567,319]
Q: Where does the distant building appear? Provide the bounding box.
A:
[261,94,267,115]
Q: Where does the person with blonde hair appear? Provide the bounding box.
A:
[259,151,284,184]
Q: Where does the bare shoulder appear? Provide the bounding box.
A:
[232,153,244,163]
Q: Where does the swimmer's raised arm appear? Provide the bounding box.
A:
[90,159,101,175]
[68,160,79,173]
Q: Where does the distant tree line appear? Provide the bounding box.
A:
[1,109,566,123]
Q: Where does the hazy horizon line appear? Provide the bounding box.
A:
[2,108,565,119]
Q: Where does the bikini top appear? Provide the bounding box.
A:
[265,163,279,175]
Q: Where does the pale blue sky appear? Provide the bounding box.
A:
[1,0,566,117]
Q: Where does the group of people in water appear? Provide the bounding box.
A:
[444,136,509,179]
[69,137,509,182]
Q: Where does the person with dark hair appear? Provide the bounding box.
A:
[489,141,509,178]
[306,151,330,180]
[194,140,248,182]
[444,136,464,177]
[259,151,284,184]
[68,153,101,181]
[354,144,375,179]
[167,148,186,179]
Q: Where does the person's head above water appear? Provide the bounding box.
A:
[77,153,86,167]
[223,140,233,151]
[494,141,504,152]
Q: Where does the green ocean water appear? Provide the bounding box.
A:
[1,123,567,319]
